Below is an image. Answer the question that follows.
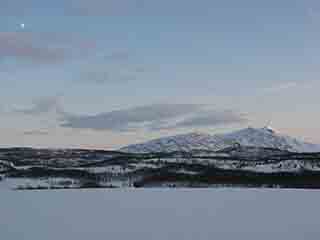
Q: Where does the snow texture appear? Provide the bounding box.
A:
[121,127,320,153]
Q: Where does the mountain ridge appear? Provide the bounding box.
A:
[120,127,320,153]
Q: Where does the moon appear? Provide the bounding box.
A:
[20,23,25,29]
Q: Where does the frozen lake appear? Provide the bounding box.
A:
[1,189,320,240]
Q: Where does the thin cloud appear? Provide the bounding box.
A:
[60,104,247,132]
[79,69,137,85]
[0,32,66,63]
[0,32,96,64]
[263,82,299,94]
[262,81,317,95]
[61,104,203,131]
[16,96,63,115]
[173,110,248,128]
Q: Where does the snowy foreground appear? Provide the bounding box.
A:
[1,189,320,240]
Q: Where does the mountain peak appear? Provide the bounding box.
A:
[262,126,277,134]
[229,126,279,137]
[264,125,274,131]
[220,127,320,153]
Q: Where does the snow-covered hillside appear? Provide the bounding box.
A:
[120,132,232,153]
[219,127,320,153]
[120,127,320,153]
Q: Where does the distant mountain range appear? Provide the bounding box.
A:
[120,127,320,153]
[2,127,320,190]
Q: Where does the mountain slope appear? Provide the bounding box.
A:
[219,127,320,153]
[120,132,232,153]
[120,127,320,153]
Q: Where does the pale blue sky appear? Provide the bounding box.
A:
[1,0,320,148]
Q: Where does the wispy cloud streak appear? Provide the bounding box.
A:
[60,104,247,132]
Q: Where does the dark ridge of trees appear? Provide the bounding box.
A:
[134,168,320,189]
[8,167,96,180]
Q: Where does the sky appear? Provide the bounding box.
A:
[1,0,320,149]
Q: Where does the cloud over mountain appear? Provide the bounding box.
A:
[60,104,247,132]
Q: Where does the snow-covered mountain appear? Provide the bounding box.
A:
[219,127,320,153]
[120,127,320,153]
[120,132,231,153]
